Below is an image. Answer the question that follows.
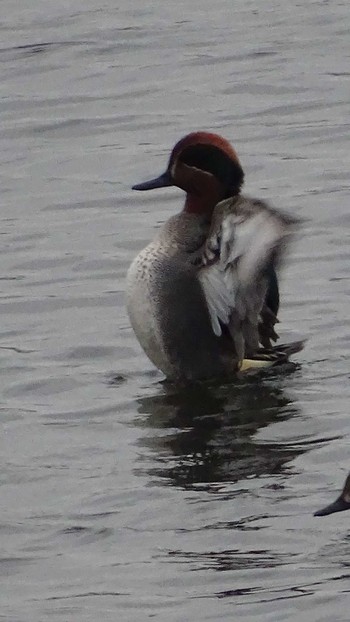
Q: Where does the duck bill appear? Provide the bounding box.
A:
[314,496,350,516]
[132,171,172,191]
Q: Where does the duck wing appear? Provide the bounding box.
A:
[198,196,297,361]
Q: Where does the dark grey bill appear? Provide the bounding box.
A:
[132,171,172,191]
[314,496,350,516]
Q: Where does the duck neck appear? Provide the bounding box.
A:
[183,185,240,216]
[183,193,218,216]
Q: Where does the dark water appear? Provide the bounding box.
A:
[1,1,350,620]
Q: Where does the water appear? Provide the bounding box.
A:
[1,1,350,620]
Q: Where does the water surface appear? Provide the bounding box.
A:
[1,1,350,620]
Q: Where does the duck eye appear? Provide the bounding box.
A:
[179,145,217,172]
[179,145,243,193]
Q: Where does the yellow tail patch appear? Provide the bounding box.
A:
[239,358,274,372]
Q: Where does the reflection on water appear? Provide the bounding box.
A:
[134,372,306,489]
[129,371,349,614]
[167,546,296,572]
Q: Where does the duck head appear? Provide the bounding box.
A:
[132,132,244,215]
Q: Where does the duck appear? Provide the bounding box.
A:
[127,131,303,382]
[314,472,350,516]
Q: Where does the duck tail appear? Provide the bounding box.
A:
[239,340,305,372]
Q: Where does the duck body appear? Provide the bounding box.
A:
[127,132,301,382]
[127,211,227,380]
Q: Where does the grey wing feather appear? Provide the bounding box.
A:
[199,196,295,358]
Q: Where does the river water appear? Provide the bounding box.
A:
[1,1,350,620]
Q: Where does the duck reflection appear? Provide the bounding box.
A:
[134,372,304,489]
